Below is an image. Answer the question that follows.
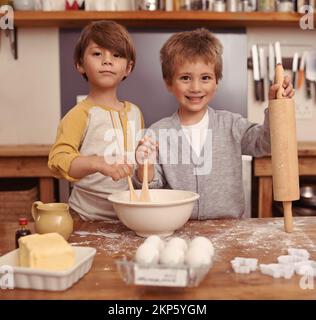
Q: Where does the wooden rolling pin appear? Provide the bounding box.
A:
[269,64,300,233]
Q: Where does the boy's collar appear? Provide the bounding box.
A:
[81,99,131,113]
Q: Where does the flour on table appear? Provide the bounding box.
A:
[69,217,316,263]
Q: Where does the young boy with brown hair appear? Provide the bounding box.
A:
[134,28,294,219]
[49,21,144,220]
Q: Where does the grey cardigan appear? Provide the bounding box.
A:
[134,107,271,220]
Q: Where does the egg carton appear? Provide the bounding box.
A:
[115,257,212,287]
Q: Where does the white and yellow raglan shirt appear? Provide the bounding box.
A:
[48,99,144,221]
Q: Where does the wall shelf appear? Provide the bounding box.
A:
[2,11,314,29]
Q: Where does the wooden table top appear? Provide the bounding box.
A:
[1,217,316,300]
[0,145,52,157]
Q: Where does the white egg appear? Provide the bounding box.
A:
[190,236,214,257]
[185,246,212,268]
[166,237,188,252]
[160,245,185,267]
[144,235,165,252]
[135,243,159,266]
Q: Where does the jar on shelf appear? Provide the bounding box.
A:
[179,0,191,9]
[240,0,249,11]
[227,0,239,11]
[257,0,275,11]
[277,0,294,12]
[138,0,160,10]
[213,0,226,11]
[12,0,35,10]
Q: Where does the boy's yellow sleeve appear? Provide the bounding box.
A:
[48,105,88,182]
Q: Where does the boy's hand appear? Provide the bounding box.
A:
[136,136,158,166]
[268,75,295,100]
[95,156,133,181]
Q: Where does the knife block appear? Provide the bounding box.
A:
[269,97,300,232]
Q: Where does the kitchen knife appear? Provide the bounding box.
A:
[274,41,282,65]
[305,51,316,101]
[292,52,299,89]
[252,44,261,101]
[297,51,306,90]
[259,47,266,101]
[268,43,275,86]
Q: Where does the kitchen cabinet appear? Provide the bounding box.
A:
[0,145,55,204]
[1,11,315,28]
[254,142,316,218]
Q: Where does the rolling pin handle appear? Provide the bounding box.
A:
[283,201,293,233]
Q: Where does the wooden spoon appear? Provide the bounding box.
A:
[139,159,151,202]
[127,175,139,202]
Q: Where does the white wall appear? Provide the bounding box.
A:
[247,27,316,142]
[0,28,60,145]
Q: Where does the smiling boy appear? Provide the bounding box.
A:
[134,28,294,220]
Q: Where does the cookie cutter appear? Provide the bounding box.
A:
[288,248,310,260]
[294,261,316,277]
[277,255,308,264]
[231,257,258,274]
[259,263,295,279]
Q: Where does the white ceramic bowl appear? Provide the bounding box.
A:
[108,189,199,238]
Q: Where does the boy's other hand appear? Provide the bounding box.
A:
[268,75,295,100]
[136,136,158,166]
[95,156,133,181]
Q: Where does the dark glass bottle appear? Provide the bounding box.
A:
[15,218,31,248]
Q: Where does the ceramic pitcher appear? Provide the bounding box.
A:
[31,201,73,240]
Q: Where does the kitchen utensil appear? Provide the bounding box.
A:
[252,44,261,101]
[259,47,266,101]
[268,43,275,86]
[274,41,282,65]
[292,52,299,89]
[127,175,139,201]
[109,109,149,202]
[108,189,199,237]
[299,185,316,207]
[139,159,151,202]
[269,63,300,233]
[297,51,306,90]
[305,51,316,102]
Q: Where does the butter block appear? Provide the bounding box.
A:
[19,233,75,271]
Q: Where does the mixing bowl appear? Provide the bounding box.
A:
[108,189,199,237]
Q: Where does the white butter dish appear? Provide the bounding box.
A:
[0,246,96,291]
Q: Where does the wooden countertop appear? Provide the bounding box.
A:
[294,142,316,157]
[0,145,52,157]
[1,217,316,300]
